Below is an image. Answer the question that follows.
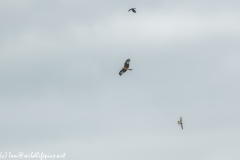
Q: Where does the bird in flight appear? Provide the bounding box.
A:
[178,117,183,130]
[119,59,132,76]
[128,8,136,13]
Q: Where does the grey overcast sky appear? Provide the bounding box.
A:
[0,0,240,159]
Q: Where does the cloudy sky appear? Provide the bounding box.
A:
[0,0,240,159]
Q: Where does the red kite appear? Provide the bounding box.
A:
[119,59,132,76]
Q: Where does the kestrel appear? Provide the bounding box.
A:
[178,117,183,130]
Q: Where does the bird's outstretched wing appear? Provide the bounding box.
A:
[181,124,183,130]
[124,59,130,68]
[128,8,136,13]
[119,69,127,76]
[180,117,182,123]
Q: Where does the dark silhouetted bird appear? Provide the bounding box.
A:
[128,8,136,13]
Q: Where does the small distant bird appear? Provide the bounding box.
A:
[178,117,183,130]
[119,59,132,76]
[128,8,136,13]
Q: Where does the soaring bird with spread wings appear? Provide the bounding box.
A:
[128,8,136,13]
[178,117,183,130]
[119,59,132,76]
